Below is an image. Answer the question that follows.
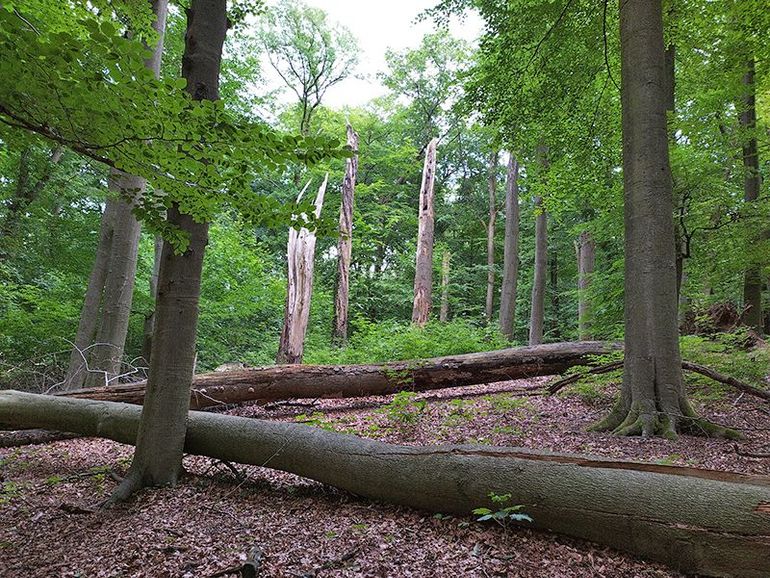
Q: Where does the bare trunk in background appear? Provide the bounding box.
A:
[499,155,520,341]
[411,138,438,327]
[576,231,595,340]
[485,150,498,323]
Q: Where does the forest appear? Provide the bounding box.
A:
[0,0,769,576]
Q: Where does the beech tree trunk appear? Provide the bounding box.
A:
[141,234,164,364]
[529,195,547,345]
[576,231,595,340]
[277,175,328,364]
[593,0,721,439]
[499,155,520,341]
[64,0,169,390]
[60,341,620,409]
[83,179,143,388]
[110,0,225,501]
[485,150,498,323]
[62,201,117,390]
[332,124,359,345]
[412,138,438,327]
[439,249,450,322]
[740,58,763,334]
[3,390,769,578]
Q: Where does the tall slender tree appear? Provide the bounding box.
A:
[591,0,737,439]
[484,150,498,322]
[412,138,438,326]
[499,154,520,341]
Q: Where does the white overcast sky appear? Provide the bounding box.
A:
[260,0,484,108]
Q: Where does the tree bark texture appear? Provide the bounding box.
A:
[594,0,695,439]
[499,155,520,341]
[111,0,224,499]
[485,150,498,323]
[529,197,547,345]
[2,390,769,578]
[332,124,359,344]
[62,201,117,390]
[439,249,450,322]
[141,234,164,364]
[277,175,328,364]
[64,0,169,390]
[412,138,438,327]
[740,59,763,334]
[576,231,595,340]
[60,342,621,409]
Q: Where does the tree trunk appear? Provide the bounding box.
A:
[740,59,762,334]
[332,124,359,345]
[62,201,117,390]
[3,390,769,578]
[0,145,64,259]
[593,0,725,439]
[576,231,595,340]
[60,341,621,409]
[485,150,498,323]
[529,197,547,345]
[549,244,559,340]
[439,249,450,322]
[141,234,164,365]
[411,138,438,327]
[499,155,520,341]
[110,0,225,501]
[65,0,169,389]
[276,176,328,364]
[83,177,143,388]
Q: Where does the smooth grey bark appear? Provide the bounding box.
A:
[141,234,164,364]
[276,176,328,364]
[411,137,438,327]
[62,201,117,390]
[83,179,143,388]
[485,150,498,323]
[576,231,595,340]
[740,59,763,334]
[110,0,226,501]
[499,155,520,341]
[3,390,769,578]
[439,249,450,322]
[66,0,169,389]
[529,197,547,345]
[549,245,559,340]
[60,341,621,409]
[592,0,731,439]
[332,124,359,344]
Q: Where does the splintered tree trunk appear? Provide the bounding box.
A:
[3,391,769,578]
[332,124,359,345]
[61,341,620,408]
[740,59,762,334]
[529,195,547,345]
[485,150,498,323]
[412,138,438,327]
[576,231,595,340]
[439,249,450,322]
[592,0,735,439]
[110,0,226,501]
[499,155,520,341]
[64,0,169,390]
[277,176,328,364]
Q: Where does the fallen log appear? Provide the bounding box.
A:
[1,390,768,577]
[547,359,770,401]
[58,341,620,410]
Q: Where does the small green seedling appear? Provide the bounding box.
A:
[472,492,532,529]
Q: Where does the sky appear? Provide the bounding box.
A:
[261,0,485,108]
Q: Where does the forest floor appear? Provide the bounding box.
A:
[1,376,768,578]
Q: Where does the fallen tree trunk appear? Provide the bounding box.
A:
[1,390,768,577]
[58,341,620,410]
